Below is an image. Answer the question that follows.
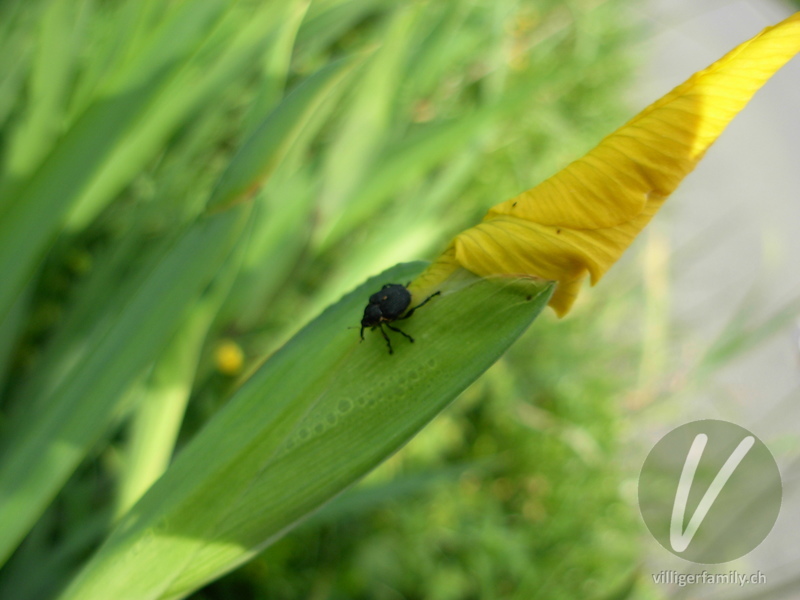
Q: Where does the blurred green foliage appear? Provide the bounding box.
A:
[0,0,659,598]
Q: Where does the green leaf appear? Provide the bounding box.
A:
[318,6,418,222]
[0,0,230,327]
[0,206,250,566]
[114,219,248,518]
[295,0,390,60]
[207,53,364,211]
[58,263,553,600]
[64,1,286,229]
[241,0,310,130]
[4,0,84,179]
[221,170,315,330]
[0,3,34,142]
[113,295,224,518]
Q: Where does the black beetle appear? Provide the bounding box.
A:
[360,283,440,354]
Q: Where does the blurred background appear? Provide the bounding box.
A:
[631,1,800,598]
[0,0,798,598]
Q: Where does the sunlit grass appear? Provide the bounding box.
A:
[0,0,669,598]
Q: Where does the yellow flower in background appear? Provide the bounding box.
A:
[410,13,800,316]
[215,339,245,376]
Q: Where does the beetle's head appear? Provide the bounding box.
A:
[361,303,382,328]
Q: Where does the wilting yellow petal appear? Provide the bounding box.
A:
[411,13,800,316]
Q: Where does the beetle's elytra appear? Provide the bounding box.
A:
[359,283,440,354]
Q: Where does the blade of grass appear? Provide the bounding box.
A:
[65,1,285,229]
[58,263,554,600]
[113,301,221,519]
[4,0,85,179]
[0,284,30,403]
[315,114,490,247]
[694,291,800,382]
[4,222,162,422]
[318,5,418,224]
[64,0,172,121]
[222,171,315,330]
[0,0,231,327]
[0,206,250,567]
[241,0,310,131]
[0,9,35,201]
[398,1,472,104]
[295,0,391,60]
[207,53,365,211]
[115,237,247,518]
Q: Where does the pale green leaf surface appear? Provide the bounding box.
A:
[59,263,554,600]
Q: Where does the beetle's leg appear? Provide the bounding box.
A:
[385,323,414,344]
[378,324,394,354]
[360,325,365,341]
[399,290,441,320]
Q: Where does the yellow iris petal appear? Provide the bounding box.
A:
[411,13,800,316]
